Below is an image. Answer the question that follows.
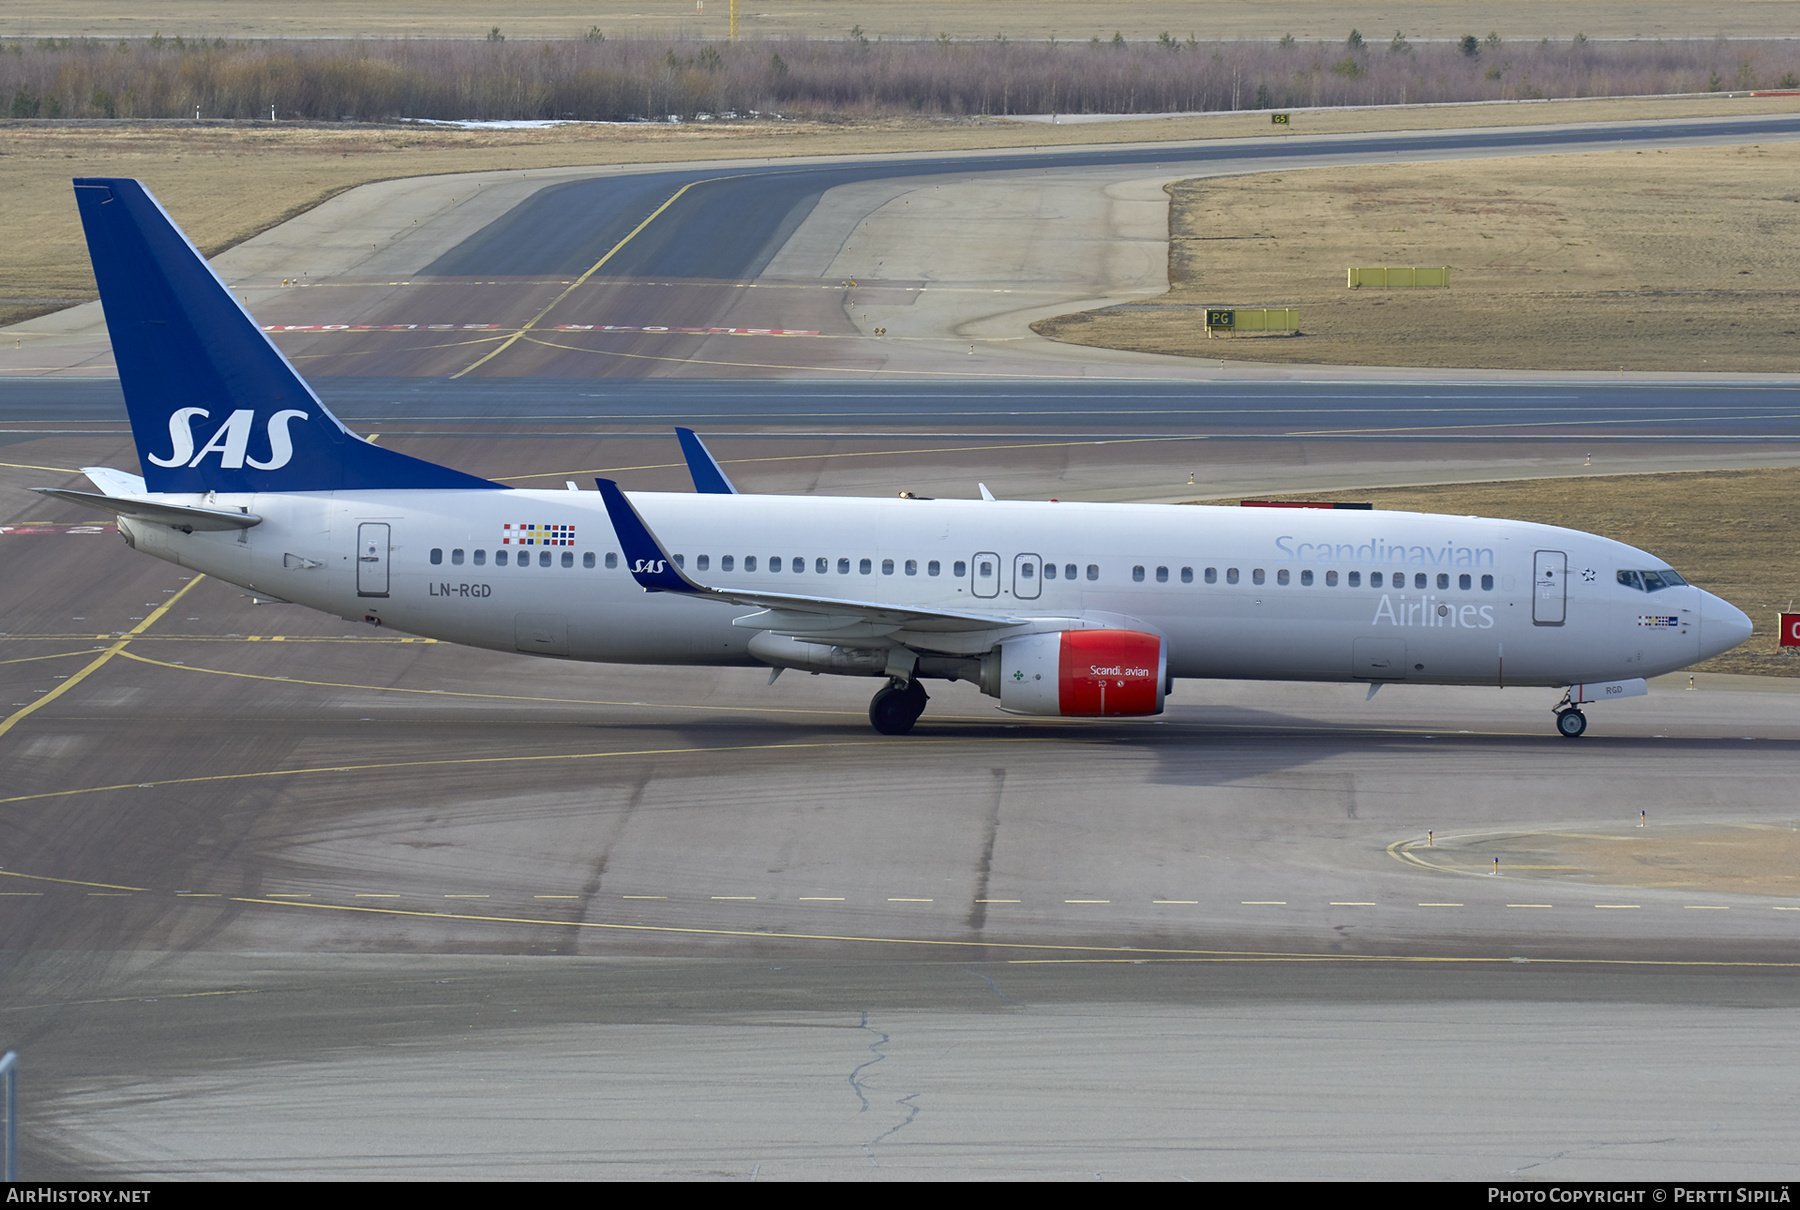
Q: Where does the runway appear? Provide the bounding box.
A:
[4,118,1800,1179]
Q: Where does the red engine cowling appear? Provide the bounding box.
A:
[993,629,1167,717]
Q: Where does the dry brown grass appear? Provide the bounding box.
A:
[1035,139,1800,372]
[6,1,1800,41]
[1193,466,1800,676]
[5,93,1796,328]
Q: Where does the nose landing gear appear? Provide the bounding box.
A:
[869,678,929,735]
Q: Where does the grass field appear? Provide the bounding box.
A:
[1194,467,1800,676]
[1034,137,1800,373]
[5,1,1800,42]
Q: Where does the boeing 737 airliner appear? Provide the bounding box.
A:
[42,178,1753,736]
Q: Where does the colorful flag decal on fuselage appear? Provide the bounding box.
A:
[502,523,576,546]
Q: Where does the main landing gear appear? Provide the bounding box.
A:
[1554,704,1588,739]
[869,678,929,735]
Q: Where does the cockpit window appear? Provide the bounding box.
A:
[1618,568,1686,592]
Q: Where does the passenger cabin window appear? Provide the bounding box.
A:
[430,548,442,565]
[955,561,968,577]
[1132,566,1145,583]
[561,552,574,568]
[495,550,509,566]
[721,555,734,572]
[929,560,941,576]
[1044,563,1057,580]
[1276,569,1289,586]
[1180,567,1193,584]
[860,558,873,575]
[696,555,710,571]
[1226,568,1239,585]
[539,551,551,567]
[883,559,895,575]
[1086,565,1099,582]
[583,552,595,569]
[1204,568,1217,584]
[473,550,486,566]
[605,552,618,569]
[451,549,464,566]
[1348,571,1360,587]
[1252,569,1265,586]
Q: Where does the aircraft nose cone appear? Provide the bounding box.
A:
[1701,592,1753,658]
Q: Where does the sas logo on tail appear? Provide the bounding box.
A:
[631,559,667,574]
[151,407,309,470]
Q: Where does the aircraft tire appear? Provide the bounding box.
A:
[869,680,928,735]
[1555,707,1588,739]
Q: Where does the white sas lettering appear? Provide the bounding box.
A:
[150,406,209,467]
[188,409,256,468]
[159,408,311,471]
[632,559,666,574]
[249,409,309,470]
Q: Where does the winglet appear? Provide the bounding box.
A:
[676,428,738,494]
[595,478,705,594]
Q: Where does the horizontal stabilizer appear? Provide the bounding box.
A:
[35,487,261,531]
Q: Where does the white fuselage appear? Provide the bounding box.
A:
[114,488,1743,691]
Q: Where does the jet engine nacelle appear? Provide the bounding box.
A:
[990,628,1167,717]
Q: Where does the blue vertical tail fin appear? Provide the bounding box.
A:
[73,178,500,493]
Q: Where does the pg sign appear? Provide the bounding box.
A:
[1206,309,1235,329]
[1782,613,1800,648]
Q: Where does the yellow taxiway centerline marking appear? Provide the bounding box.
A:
[203,894,1800,968]
[451,175,733,379]
[0,576,205,742]
[0,649,110,668]
[0,736,1064,808]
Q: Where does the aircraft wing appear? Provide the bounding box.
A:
[595,477,1024,639]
